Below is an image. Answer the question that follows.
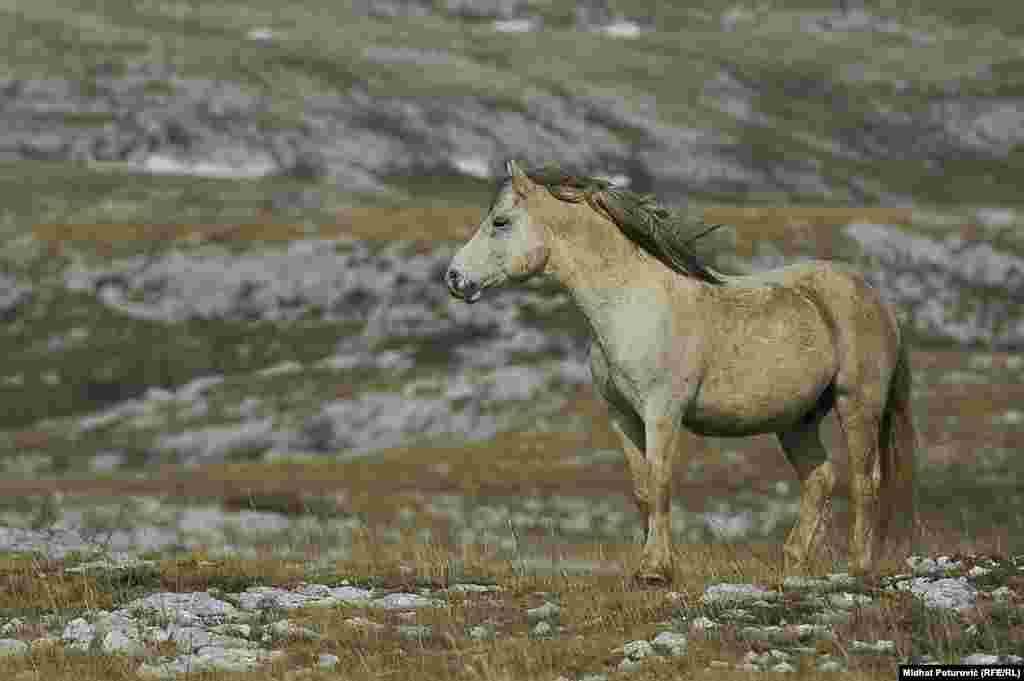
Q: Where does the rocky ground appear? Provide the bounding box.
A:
[0,544,1022,678]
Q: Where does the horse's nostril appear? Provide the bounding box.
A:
[447,269,459,285]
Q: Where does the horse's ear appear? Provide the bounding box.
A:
[507,160,532,196]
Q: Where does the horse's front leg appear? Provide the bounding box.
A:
[634,391,690,587]
[608,414,650,543]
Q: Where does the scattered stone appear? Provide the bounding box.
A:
[444,0,525,20]
[492,18,535,33]
[237,584,373,611]
[850,639,896,654]
[896,577,978,611]
[318,653,339,669]
[370,593,444,609]
[702,583,781,605]
[0,526,102,560]
[650,631,688,656]
[156,417,277,465]
[61,617,96,650]
[0,274,31,321]
[976,208,1016,227]
[447,583,502,593]
[128,591,239,621]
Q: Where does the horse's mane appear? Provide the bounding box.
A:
[496,163,727,285]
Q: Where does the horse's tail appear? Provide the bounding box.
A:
[878,329,920,558]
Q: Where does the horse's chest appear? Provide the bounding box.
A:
[585,292,689,414]
[589,339,660,414]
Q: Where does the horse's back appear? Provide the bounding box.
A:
[722,260,895,335]
[722,259,861,292]
[713,259,901,409]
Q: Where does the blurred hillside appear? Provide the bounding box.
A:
[0,0,1022,227]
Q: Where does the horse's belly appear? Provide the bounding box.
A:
[687,359,833,436]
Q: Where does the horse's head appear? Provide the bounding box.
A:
[445,160,550,303]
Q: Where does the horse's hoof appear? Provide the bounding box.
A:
[632,569,671,588]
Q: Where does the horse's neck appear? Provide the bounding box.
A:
[556,245,696,359]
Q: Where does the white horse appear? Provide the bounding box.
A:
[446,160,917,585]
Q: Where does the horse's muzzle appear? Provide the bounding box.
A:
[445,268,481,303]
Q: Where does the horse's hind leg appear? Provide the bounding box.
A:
[777,390,836,573]
[834,389,886,576]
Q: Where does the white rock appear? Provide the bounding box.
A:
[100,629,145,655]
[318,653,340,668]
[702,583,780,604]
[651,631,688,656]
[61,617,96,650]
[370,593,443,609]
[897,577,978,611]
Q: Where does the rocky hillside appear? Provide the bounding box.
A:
[1,0,1023,210]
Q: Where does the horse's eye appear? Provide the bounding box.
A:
[492,216,511,230]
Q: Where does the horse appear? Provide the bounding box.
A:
[445,160,918,586]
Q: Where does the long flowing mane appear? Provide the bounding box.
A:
[496,163,728,285]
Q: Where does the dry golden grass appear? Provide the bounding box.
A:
[32,206,483,246]
[33,205,913,253]
[34,222,310,244]
[0,516,1015,680]
[0,555,114,612]
[2,528,1008,680]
